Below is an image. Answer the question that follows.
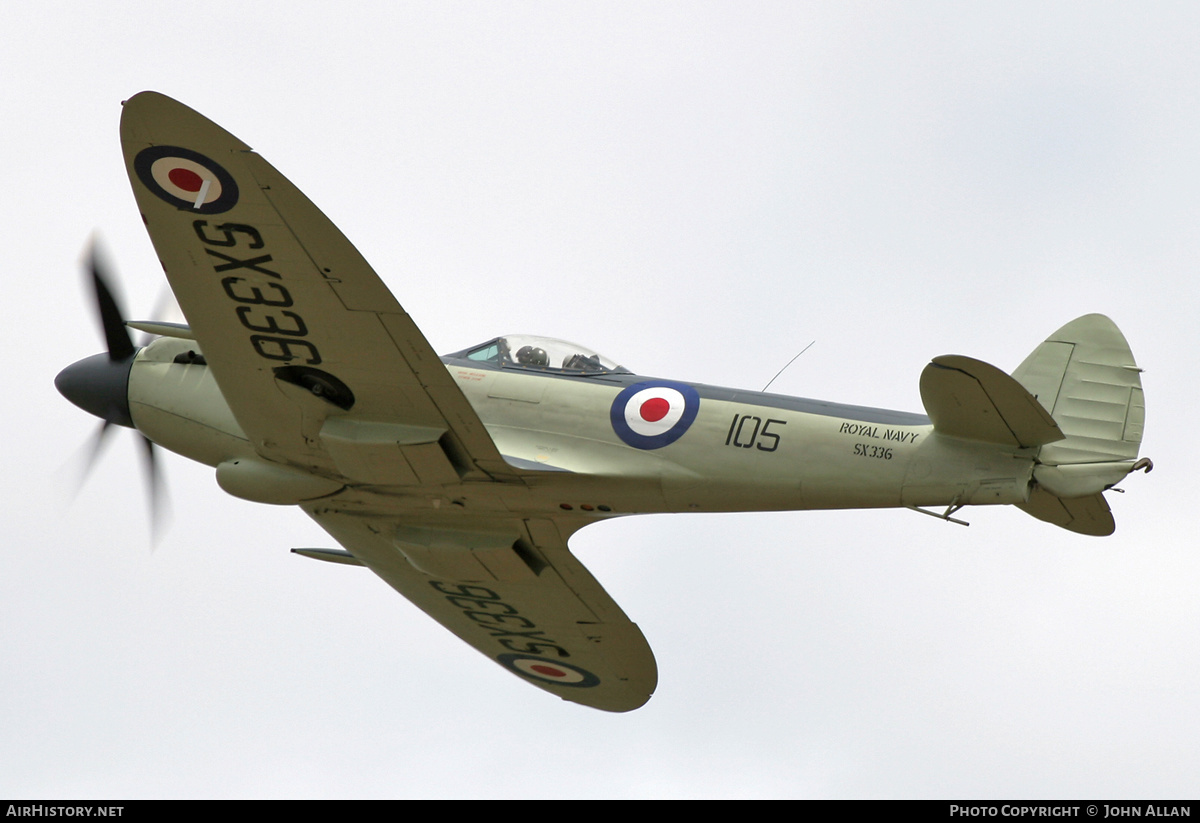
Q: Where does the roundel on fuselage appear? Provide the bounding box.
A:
[610,380,700,450]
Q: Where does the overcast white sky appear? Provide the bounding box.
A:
[3,1,1198,798]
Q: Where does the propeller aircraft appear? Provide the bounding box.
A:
[57,92,1152,712]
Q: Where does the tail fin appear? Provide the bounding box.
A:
[1011,314,1148,535]
[1012,314,1145,465]
[918,314,1148,536]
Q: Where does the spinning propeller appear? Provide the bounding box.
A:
[56,241,166,534]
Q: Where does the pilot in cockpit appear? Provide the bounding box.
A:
[562,352,604,372]
[515,345,550,368]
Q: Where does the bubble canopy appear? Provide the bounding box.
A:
[447,335,630,375]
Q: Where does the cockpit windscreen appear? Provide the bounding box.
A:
[456,335,629,375]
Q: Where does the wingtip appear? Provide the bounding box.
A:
[120,92,252,152]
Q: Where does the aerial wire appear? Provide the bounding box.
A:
[761,340,815,392]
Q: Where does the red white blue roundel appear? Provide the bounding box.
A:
[497,654,600,688]
[610,380,700,450]
[133,146,239,214]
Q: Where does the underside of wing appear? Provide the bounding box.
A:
[119,91,516,485]
[304,506,657,712]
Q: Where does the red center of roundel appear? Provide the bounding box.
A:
[530,664,567,678]
[639,397,670,422]
[168,167,204,192]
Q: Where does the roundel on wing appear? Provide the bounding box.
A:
[610,380,700,450]
[133,146,239,213]
[497,654,601,688]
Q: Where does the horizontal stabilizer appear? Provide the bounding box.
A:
[920,355,1064,448]
[1016,487,1115,537]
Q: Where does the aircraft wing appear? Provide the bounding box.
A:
[305,507,657,711]
[119,92,656,710]
[119,91,514,483]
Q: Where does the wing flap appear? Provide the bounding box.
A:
[305,507,657,712]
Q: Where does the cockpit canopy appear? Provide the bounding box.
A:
[450,335,629,375]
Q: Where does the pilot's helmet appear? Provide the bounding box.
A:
[515,345,549,367]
